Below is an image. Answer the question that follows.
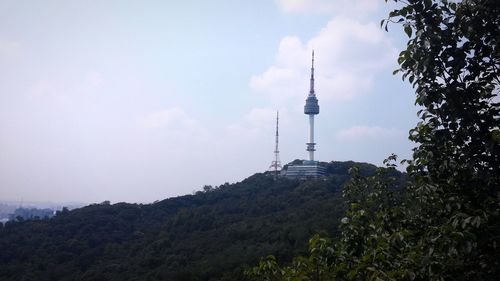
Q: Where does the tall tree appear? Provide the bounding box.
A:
[384,0,500,279]
[248,0,500,280]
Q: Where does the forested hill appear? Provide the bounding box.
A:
[0,161,396,281]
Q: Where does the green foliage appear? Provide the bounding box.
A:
[384,0,500,278]
[247,165,405,281]
[249,0,499,280]
[0,161,381,281]
[247,234,338,281]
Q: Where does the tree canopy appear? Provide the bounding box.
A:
[0,161,381,281]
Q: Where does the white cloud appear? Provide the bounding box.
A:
[29,71,105,104]
[337,125,405,141]
[85,71,104,87]
[245,107,279,126]
[275,0,379,15]
[138,107,198,130]
[225,123,262,140]
[30,78,74,106]
[224,107,291,140]
[31,79,57,98]
[250,17,397,105]
[225,108,276,139]
[0,41,21,58]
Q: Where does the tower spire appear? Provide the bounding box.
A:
[268,110,282,179]
[309,50,315,96]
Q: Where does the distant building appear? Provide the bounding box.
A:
[285,161,326,179]
[8,207,55,221]
[286,51,326,179]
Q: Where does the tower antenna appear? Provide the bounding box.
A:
[310,50,315,95]
[268,110,282,179]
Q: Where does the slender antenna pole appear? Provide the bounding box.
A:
[268,110,282,179]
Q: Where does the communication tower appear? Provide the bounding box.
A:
[285,51,326,179]
[304,50,319,162]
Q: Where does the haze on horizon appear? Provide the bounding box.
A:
[0,0,416,204]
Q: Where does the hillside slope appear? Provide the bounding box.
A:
[0,161,390,281]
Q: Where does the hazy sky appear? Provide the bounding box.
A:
[0,0,417,204]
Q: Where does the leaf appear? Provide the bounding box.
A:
[389,10,399,17]
[404,25,412,38]
[462,216,472,229]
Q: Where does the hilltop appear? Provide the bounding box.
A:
[0,161,401,281]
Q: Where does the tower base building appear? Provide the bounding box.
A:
[285,161,326,179]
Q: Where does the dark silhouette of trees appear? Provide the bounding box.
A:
[0,161,380,281]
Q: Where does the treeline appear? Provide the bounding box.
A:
[0,161,396,281]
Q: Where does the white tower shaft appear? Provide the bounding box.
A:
[308,115,315,161]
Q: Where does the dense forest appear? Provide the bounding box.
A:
[0,161,398,281]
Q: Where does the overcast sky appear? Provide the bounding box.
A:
[0,0,417,204]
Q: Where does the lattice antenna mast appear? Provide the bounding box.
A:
[268,110,282,178]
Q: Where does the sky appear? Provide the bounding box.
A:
[0,0,417,204]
